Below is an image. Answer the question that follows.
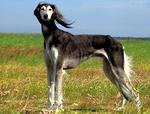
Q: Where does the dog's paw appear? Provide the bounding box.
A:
[41,108,54,114]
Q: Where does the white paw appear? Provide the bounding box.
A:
[42,108,54,114]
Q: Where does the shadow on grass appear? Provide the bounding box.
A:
[70,107,123,113]
[21,108,123,114]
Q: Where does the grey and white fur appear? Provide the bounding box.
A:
[34,2,141,113]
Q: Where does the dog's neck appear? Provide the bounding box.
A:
[41,21,58,39]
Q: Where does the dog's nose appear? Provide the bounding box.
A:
[44,14,48,19]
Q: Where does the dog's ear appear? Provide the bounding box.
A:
[34,4,40,17]
[52,5,72,28]
[34,3,43,23]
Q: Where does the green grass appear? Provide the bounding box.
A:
[0,33,150,114]
[0,33,43,48]
[121,39,150,65]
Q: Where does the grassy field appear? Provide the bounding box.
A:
[0,33,150,114]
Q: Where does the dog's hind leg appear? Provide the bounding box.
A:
[104,43,141,112]
[112,66,141,112]
[103,57,127,111]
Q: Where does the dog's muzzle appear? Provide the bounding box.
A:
[43,14,48,20]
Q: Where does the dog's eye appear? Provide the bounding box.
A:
[41,8,44,10]
[49,8,52,11]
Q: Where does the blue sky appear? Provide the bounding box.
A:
[0,0,150,37]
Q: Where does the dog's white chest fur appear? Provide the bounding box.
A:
[42,25,58,62]
[45,35,58,64]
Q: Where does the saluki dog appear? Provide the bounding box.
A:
[34,2,141,113]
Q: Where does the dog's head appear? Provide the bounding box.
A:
[34,2,72,28]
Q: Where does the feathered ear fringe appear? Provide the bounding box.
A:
[34,3,42,22]
[34,5,39,17]
[52,5,73,28]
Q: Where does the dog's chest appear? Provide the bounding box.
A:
[44,36,58,63]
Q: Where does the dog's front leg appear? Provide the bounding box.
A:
[47,65,56,110]
[46,46,59,111]
[55,69,64,111]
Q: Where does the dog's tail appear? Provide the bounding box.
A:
[123,49,133,79]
